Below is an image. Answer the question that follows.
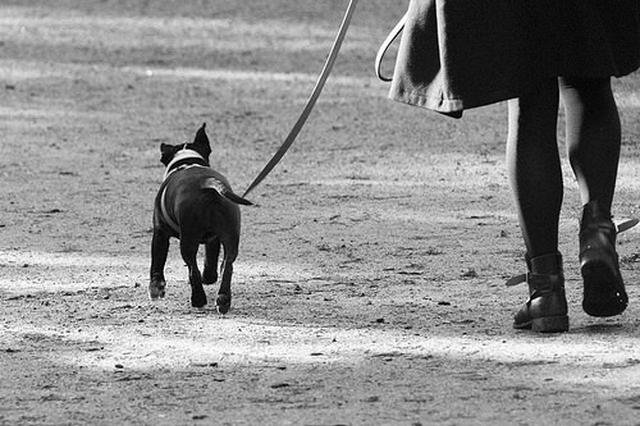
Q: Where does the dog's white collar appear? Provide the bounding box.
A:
[163,148,206,180]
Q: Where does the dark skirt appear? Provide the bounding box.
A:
[389,0,640,117]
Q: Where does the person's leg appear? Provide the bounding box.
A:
[560,76,627,317]
[506,78,562,259]
[561,76,620,209]
[506,78,568,332]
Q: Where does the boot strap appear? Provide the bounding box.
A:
[506,272,564,300]
[506,273,527,287]
[581,217,638,236]
[579,217,637,257]
[615,218,639,234]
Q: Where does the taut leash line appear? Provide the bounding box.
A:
[242,0,359,198]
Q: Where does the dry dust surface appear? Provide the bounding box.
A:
[2,1,640,425]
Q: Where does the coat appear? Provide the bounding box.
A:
[389,0,640,117]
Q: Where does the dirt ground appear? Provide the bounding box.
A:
[1,1,640,425]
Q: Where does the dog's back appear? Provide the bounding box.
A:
[157,166,244,241]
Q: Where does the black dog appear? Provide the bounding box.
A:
[149,123,251,313]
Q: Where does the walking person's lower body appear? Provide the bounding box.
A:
[507,76,629,332]
[387,0,640,332]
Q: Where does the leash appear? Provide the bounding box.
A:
[242,0,359,198]
[374,11,407,82]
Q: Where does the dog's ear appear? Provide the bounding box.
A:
[193,123,211,156]
[159,143,177,166]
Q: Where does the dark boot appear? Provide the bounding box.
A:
[508,252,569,332]
[580,199,627,317]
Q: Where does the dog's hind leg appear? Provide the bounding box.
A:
[216,238,238,314]
[202,237,220,285]
[180,237,207,308]
[149,227,170,299]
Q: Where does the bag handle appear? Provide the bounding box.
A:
[374,12,408,82]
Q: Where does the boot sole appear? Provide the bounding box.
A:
[582,261,628,317]
[514,315,569,333]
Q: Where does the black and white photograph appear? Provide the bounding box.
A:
[1,1,640,424]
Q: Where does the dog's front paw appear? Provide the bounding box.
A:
[216,294,231,314]
[149,279,166,300]
[191,290,208,308]
[202,268,218,285]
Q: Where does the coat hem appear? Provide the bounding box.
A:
[389,86,524,118]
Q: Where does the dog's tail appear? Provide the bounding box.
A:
[201,177,253,206]
[223,191,253,206]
